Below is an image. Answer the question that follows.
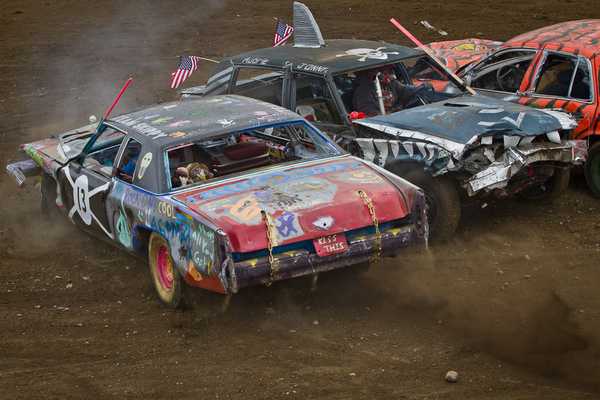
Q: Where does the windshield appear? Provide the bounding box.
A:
[58,123,125,160]
[333,55,464,117]
[166,121,341,191]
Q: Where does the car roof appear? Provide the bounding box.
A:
[218,39,423,75]
[108,95,302,148]
[503,19,600,58]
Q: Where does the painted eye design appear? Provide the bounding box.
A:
[313,216,334,230]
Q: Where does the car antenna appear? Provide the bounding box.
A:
[103,77,134,120]
[389,18,476,96]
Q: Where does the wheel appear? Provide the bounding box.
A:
[148,233,183,308]
[585,142,600,197]
[388,163,461,241]
[40,173,59,219]
[518,167,570,202]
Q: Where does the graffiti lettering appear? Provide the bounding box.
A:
[240,56,269,65]
[190,224,215,273]
[295,63,329,74]
[157,201,175,218]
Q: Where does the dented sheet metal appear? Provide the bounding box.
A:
[466,142,581,195]
[353,94,584,196]
[354,95,576,146]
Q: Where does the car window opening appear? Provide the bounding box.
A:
[82,144,121,177]
[468,50,537,93]
[333,55,463,117]
[167,123,337,189]
[231,68,285,106]
[294,74,343,125]
[535,54,591,101]
[116,139,142,183]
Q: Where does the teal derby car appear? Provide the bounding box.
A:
[6,95,427,308]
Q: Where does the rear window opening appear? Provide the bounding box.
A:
[166,122,339,189]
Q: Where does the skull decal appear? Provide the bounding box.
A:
[336,47,400,62]
[138,152,153,179]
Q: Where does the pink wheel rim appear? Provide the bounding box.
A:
[157,245,173,290]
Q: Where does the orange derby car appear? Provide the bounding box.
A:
[429,20,600,196]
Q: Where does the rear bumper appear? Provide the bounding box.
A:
[223,192,428,293]
[227,225,423,292]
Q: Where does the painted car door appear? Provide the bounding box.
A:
[518,51,596,139]
[59,156,114,240]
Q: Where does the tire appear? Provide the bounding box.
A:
[148,233,183,308]
[40,173,59,219]
[585,142,600,197]
[518,167,570,202]
[389,163,461,241]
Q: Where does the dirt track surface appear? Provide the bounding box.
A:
[1,1,600,399]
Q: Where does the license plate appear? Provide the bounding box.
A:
[313,233,348,257]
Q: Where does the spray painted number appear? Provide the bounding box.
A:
[157,201,175,218]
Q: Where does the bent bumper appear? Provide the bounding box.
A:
[5,159,41,187]
[465,140,586,195]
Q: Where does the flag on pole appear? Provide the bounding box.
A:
[170,55,201,89]
[273,19,294,47]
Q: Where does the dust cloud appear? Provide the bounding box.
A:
[368,208,600,390]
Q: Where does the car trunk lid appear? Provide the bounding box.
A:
[172,158,408,253]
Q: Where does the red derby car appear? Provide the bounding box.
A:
[429,20,600,195]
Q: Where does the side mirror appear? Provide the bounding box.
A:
[348,111,367,121]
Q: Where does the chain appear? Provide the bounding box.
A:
[358,189,381,263]
[261,210,278,286]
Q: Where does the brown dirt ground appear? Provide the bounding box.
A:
[1,1,600,399]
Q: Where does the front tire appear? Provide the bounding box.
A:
[41,173,59,218]
[518,167,570,202]
[148,233,183,308]
[585,142,600,197]
[388,163,461,241]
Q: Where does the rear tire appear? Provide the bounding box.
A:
[388,163,461,241]
[584,142,600,197]
[148,233,183,308]
[518,167,570,202]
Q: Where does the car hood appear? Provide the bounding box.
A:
[172,157,409,253]
[354,94,576,154]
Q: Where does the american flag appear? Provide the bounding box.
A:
[170,55,201,89]
[273,19,294,47]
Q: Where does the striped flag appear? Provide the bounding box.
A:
[170,55,201,89]
[273,19,294,47]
